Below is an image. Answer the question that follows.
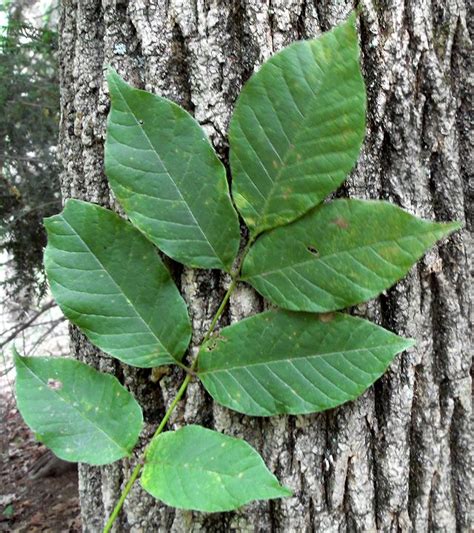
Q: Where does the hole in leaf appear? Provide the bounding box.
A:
[307,245,319,256]
[47,379,63,390]
[207,340,218,352]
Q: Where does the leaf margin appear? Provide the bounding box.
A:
[241,198,462,312]
[105,67,241,272]
[14,350,144,465]
[43,198,192,368]
[198,310,415,416]
[141,424,292,512]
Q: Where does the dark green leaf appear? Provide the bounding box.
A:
[199,311,413,416]
[14,353,143,465]
[105,69,240,271]
[2,505,14,519]
[242,199,461,312]
[44,199,191,368]
[141,425,291,511]
[229,13,366,235]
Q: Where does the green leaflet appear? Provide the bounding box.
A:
[242,199,461,312]
[198,311,413,416]
[14,353,143,465]
[141,425,291,511]
[105,69,240,271]
[44,199,191,368]
[229,13,366,235]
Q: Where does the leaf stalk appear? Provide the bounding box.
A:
[102,242,252,531]
[103,461,143,533]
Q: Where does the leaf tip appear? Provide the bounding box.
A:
[426,219,462,247]
[346,10,358,25]
[106,65,120,84]
[279,485,294,498]
[12,346,22,365]
[400,337,416,351]
[429,218,462,237]
[42,213,57,232]
[444,220,463,234]
[106,66,129,97]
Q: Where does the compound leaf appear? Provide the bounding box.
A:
[229,13,365,235]
[105,69,240,271]
[141,425,291,511]
[44,199,191,368]
[198,311,413,416]
[14,353,143,465]
[242,199,461,312]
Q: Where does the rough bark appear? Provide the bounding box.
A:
[58,1,471,531]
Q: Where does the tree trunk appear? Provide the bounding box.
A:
[58,1,471,531]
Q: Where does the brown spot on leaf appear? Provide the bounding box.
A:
[47,379,63,391]
[319,313,335,323]
[332,217,349,229]
[307,245,319,256]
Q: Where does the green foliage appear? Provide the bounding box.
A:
[242,199,460,312]
[141,425,291,511]
[199,311,413,416]
[229,11,365,235]
[14,352,143,464]
[14,13,460,524]
[2,504,14,519]
[105,69,240,271]
[44,199,191,367]
[0,3,61,301]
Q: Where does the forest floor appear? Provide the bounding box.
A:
[0,391,81,532]
[0,269,79,532]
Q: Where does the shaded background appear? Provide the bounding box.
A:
[0,1,78,530]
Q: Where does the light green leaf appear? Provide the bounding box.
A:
[242,199,461,312]
[229,13,366,235]
[105,69,240,271]
[44,199,191,368]
[198,311,413,416]
[141,425,291,511]
[14,353,143,465]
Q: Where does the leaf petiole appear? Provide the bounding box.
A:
[103,242,252,531]
[103,462,143,533]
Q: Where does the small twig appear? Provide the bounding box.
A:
[0,300,56,350]
[26,318,66,355]
[102,239,254,532]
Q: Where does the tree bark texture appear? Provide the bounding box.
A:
[58,1,471,531]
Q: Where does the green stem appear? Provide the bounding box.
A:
[103,373,193,533]
[201,276,237,346]
[152,373,192,439]
[102,239,253,532]
[103,462,143,533]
